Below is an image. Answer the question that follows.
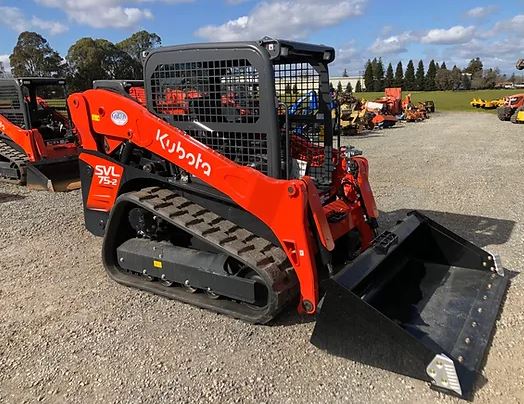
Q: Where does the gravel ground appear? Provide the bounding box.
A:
[0,111,523,403]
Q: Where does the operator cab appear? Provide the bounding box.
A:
[142,38,337,190]
[19,78,71,142]
[0,77,72,142]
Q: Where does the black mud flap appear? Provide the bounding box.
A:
[311,211,508,400]
[26,157,80,192]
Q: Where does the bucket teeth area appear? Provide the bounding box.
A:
[311,211,509,400]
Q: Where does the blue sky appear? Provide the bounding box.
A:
[0,0,523,75]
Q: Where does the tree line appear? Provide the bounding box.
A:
[361,57,504,92]
[1,31,514,94]
[4,31,161,92]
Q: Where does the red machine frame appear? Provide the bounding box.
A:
[68,89,378,314]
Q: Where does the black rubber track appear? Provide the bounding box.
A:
[102,186,299,324]
[0,139,27,185]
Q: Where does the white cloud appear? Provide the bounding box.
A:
[421,25,475,45]
[0,7,29,32]
[195,0,367,41]
[369,32,413,54]
[0,54,11,73]
[330,43,362,75]
[493,14,524,36]
[0,6,68,35]
[466,6,496,19]
[31,17,68,35]
[225,0,250,4]
[35,0,165,28]
[441,37,522,72]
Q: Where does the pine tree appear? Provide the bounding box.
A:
[285,83,292,94]
[394,61,404,88]
[364,60,373,92]
[355,80,362,92]
[346,81,353,93]
[385,63,394,88]
[337,81,343,93]
[292,83,298,94]
[404,60,415,90]
[441,61,447,70]
[425,60,437,91]
[415,60,425,91]
[342,68,349,77]
[373,58,385,92]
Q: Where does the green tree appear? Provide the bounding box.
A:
[292,83,298,94]
[464,57,483,76]
[10,32,63,77]
[425,60,437,91]
[483,68,498,89]
[461,74,471,90]
[384,63,394,88]
[441,61,447,70]
[415,60,425,90]
[284,83,292,94]
[342,68,349,77]
[372,58,385,91]
[117,30,161,79]
[66,37,135,92]
[394,61,404,87]
[345,81,353,93]
[355,79,362,92]
[450,65,462,90]
[435,65,452,90]
[404,60,415,91]
[364,60,373,92]
[337,81,343,93]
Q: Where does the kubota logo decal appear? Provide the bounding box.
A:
[155,129,212,176]
[95,164,121,186]
[111,110,128,126]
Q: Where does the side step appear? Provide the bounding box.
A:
[311,211,509,400]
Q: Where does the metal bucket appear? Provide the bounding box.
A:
[26,157,80,192]
[311,211,508,399]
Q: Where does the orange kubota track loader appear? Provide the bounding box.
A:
[68,38,508,399]
[0,77,79,191]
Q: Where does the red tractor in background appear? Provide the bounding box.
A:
[0,77,79,191]
[497,93,524,122]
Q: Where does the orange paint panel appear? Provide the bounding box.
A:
[80,153,124,212]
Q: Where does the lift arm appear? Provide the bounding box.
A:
[68,89,338,314]
[0,114,45,161]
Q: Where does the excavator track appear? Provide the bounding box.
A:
[0,139,27,185]
[104,186,298,324]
